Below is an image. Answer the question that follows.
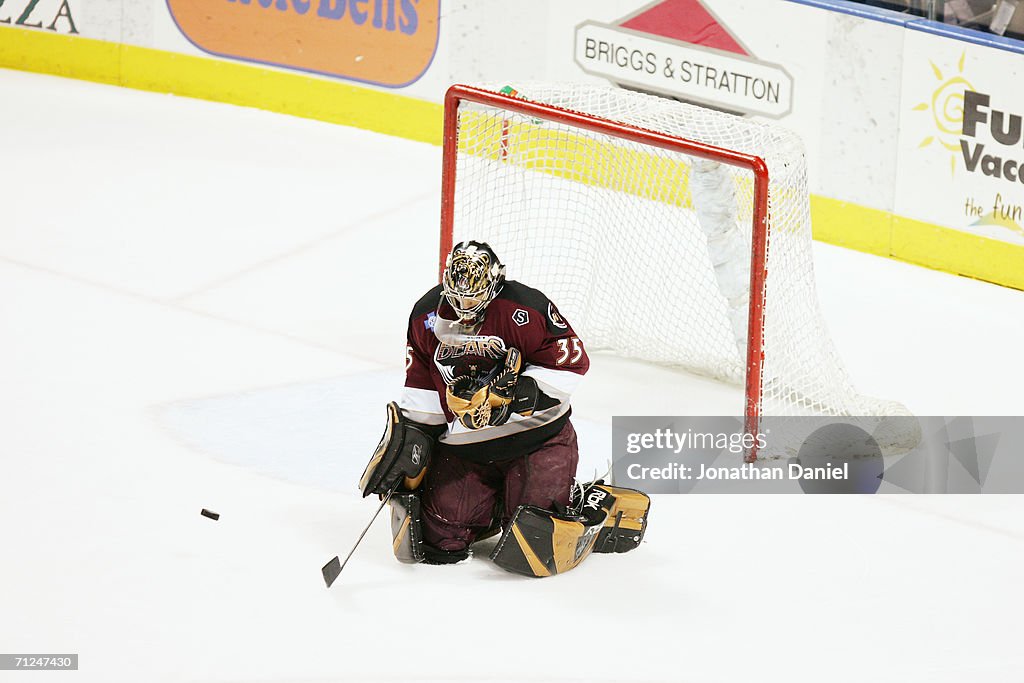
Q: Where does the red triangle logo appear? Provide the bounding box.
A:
[620,0,749,57]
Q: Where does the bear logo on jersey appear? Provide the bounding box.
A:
[434,336,507,385]
[547,303,568,330]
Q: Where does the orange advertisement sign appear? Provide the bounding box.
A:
[166,0,440,87]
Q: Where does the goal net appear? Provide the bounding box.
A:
[440,82,914,456]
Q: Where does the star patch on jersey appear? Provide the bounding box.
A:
[547,303,568,330]
[424,312,437,330]
[512,309,530,327]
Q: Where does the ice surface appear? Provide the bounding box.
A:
[0,68,1022,683]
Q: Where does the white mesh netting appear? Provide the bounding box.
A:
[447,82,911,430]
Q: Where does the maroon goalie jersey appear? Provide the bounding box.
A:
[399,281,589,463]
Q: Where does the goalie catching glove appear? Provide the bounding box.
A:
[445,348,538,430]
[358,402,433,497]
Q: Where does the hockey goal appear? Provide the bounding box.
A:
[439,83,913,458]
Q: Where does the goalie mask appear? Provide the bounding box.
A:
[442,241,506,323]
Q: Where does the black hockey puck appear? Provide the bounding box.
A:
[201,508,220,521]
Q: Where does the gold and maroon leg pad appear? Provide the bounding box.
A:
[388,492,425,564]
[489,503,608,578]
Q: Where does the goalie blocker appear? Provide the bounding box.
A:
[358,402,433,498]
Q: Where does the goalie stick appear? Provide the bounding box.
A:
[321,483,398,588]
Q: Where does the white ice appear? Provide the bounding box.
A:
[1,68,1022,683]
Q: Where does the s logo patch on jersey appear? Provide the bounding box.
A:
[547,303,568,330]
[512,309,530,327]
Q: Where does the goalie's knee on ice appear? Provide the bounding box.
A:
[388,492,425,563]
[389,491,472,565]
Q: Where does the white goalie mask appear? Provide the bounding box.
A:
[441,241,506,323]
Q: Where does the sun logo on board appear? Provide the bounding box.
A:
[913,51,976,178]
[912,53,1023,237]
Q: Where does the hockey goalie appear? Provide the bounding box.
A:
[358,240,650,577]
